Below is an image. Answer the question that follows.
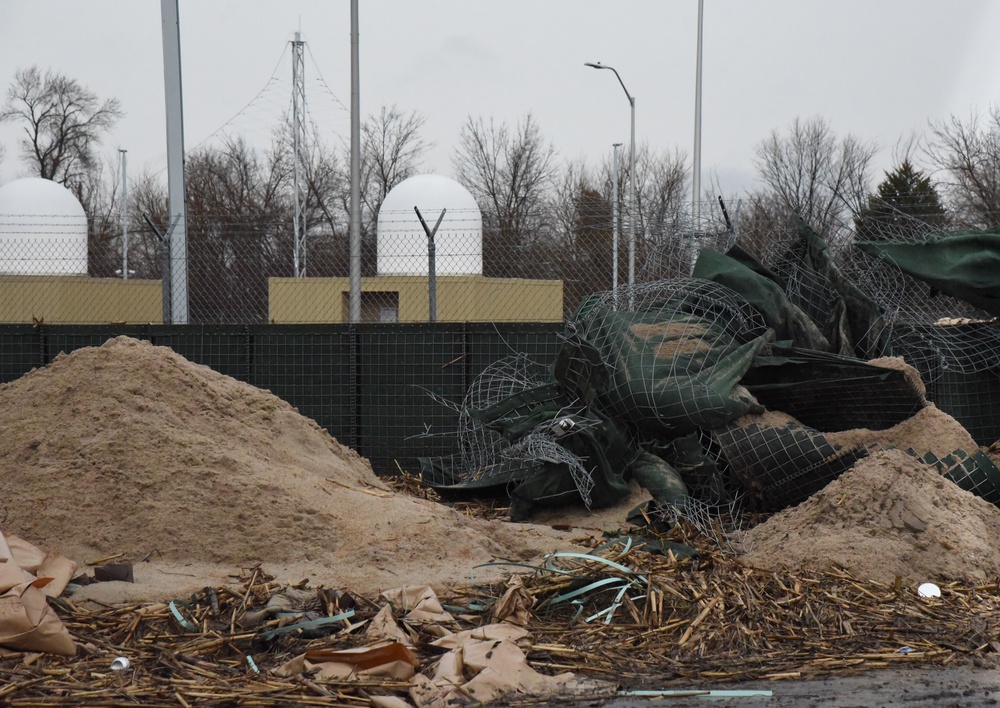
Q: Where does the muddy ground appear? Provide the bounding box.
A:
[585,665,1000,707]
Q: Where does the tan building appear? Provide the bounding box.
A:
[0,178,164,324]
[0,276,163,324]
[271,174,563,324]
[269,275,563,323]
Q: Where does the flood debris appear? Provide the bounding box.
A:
[3,540,1000,706]
[420,219,1000,543]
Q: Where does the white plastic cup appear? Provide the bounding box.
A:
[110,656,130,671]
[917,582,941,598]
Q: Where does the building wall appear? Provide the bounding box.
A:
[269,275,563,323]
[0,276,163,324]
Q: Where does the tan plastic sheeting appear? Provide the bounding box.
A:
[275,641,420,681]
[412,625,615,707]
[0,532,77,655]
[277,584,616,706]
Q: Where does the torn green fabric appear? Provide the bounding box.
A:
[781,220,888,358]
[857,229,1000,317]
[742,345,926,432]
[693,247,831,351]
[628,450,688,506]
[507,416,637,520]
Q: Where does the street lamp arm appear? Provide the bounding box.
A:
[584,61,633,103]
[585,59,637,307]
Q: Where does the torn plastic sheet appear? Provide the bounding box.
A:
[379,585,455,624]
[0,532,77,656]
[257,609,355,640]
[408,626,616,708]
[275,641,419,681]
[488,574,534,626]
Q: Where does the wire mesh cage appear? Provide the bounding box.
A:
[567,277,770,438]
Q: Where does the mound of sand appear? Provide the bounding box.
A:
[0,337,584,601]
[867,356,927,400]
[825,404,977,458]
[742,448,1000,584]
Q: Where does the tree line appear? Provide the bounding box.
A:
[1,65,998,321]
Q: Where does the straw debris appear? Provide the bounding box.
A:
[3,530,1000,705]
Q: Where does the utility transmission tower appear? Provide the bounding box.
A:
[291,31,308,277]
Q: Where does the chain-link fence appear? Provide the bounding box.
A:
[6,195,1000,459]
[0,198,731,325]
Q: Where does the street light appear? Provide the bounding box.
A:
[585,61,636,306]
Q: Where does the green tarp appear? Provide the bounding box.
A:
[783,221,887,359]
[742,345,925,432]
[693,247,831,351]
[857,229,1000,317]
[420,222,1000,518]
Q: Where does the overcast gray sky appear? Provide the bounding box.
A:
[1,0,999,195]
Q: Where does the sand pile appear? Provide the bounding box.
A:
[824,357,973,456]
[825,404,977,458]
[742,448,1000,584]
[0,337,581,601]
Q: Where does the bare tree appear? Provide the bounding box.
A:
[0,66,123,191]
[550,159,592,245]
[184,136,293,322]
[751,116,876,240]
[736,191,796,262]
[74,155,120,278]
[125,171,169,279]
[452,113,557,278]
[302,136,350,276]
[602,144,689,279]
[360,105,428,230]
[926,107,1000,227]
[549,161,612,311]
[635,145,689,239]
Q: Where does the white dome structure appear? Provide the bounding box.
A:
[0,178,88,275]
[376,174,483,276]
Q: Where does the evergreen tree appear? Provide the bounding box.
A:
[855,160,947,239]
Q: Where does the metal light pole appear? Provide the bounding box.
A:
[611,142,622,304]
[291,31,307,278]
[586,62,635,307]
[693,0,704,260]
[160,0,188,324]
[119,149,128,279]
[348,0,362,322]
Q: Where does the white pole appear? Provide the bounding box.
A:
[348,0,362,323]
[292,32,302,277]
[628,96,636,308]
[291,32,307,278]
[693,0,704,236]
[611,142,621,302]
[160,0,188,323]
[120,149,128,279]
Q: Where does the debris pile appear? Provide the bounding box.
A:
[5,541,1000,705]
[2,331,1000,703]
[421,219,1000,546]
